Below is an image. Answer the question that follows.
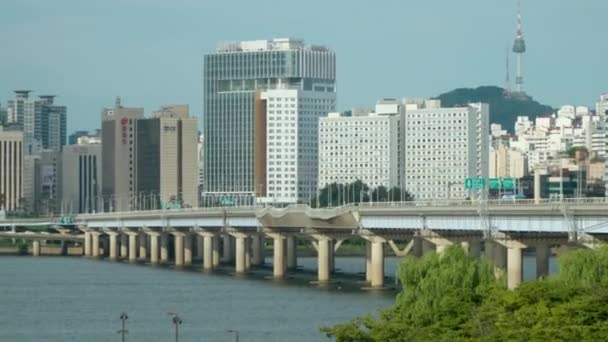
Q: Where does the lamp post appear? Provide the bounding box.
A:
[168,312,182,342]
[118,312,128,342]
[227,329,240,342]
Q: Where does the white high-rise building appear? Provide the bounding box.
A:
[318,102,399,190]
[0,127,24,211]
[203,38,336,205]
[403,101,489,200]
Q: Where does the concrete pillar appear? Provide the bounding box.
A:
[536,244,550,279]
[128,234,137,262]
[108,232,118,260]
[84,232,91,256]
[212,236,220,267]
[273,235,285,278]
[534,171,542,204]
[160,233,168,263]
[422,240,435,255]
[245,237,251,271]
[494,244,507,271]
[138,233,147,260]
[196,235,204,260]
[235,236,247,273]
[223,235,234,262]
[149,233,159,264]
[184,234,192,266]
[251,235,263,266]
[32,240,41,256]
[317,238,330,282]
[365,240,372,282]
[286,236,297,270]
[507,247,523,289]
[120,234,128,259]
[470,241,482,257]
[412,237,423,258]
[484,240,494,263]
[370,240,385,288]
[91,233,100,257]
[174,234,184,267]
[203,235,214,270]
[60,241,68,256]
[328,239,335,273]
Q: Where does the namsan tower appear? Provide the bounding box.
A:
[512,1,526,94]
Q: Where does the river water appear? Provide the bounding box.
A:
[0,255,556,341]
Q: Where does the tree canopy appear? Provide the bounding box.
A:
[315,181,413,208]
[323,245,608,341]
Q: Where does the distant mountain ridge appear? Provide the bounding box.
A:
[435,86,555,133]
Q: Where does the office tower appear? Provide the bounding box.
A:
[0,127,23,211]
[6,91,67,152]
[137,105,198,208]
[198,133,204,193]
[101,97,144,211]
[203,38,336,205]
[62,144,102,213]
[319,101,399,190]
[34,150,62,214]
[38,95,67,151]
[0,102,6,125]
[402,101,489,200]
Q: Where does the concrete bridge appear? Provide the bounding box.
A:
[2,198,608,289]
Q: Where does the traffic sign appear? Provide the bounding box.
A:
[502,178,515,190]
[465,178,486,190]
[489,178,501,190]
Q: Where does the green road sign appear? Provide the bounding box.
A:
[502,178,515,190]
[58,216,73,224]
[465,178,486,190]
[220,197,235,205]
[489,178,501,190]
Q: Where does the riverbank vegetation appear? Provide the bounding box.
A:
[323,246,608,341]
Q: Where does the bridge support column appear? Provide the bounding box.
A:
[271,234,285,278]
[91,232,100,258]
[160,233,169,264]
[128,233,138,263]
[196,235,204,260]
[83,232,91,256]
[173,233,185,267]
[536,244,550,279]
[422,240,435,255]
[365,240,372,282]
[470,241,481,257]
[234,235,247,274]
[201,234,215,271]
[184,234,193,266]
[120,234,128,259]
[107,232,119,260]
[370,240,385,288]
[493,243,507,276]
[148,233,159,264]
[251,235,264,266]
[138,232,147,260]
[287,236,297,270]
[32,240,41,256]
[245,237,251,271]
[212,235,220,267]
[507,247,523,289]
[317,237,330,283]
[412,237,423,258]
[328,239,335,273]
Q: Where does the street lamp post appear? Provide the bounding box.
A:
[118,312,128,342]
[227,329,240,342]
[168,313,182,342]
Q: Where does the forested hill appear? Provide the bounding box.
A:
[435,86,555,132]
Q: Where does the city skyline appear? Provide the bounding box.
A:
[1,0,606,133]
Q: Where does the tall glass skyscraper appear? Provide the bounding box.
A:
[203,38,336,205]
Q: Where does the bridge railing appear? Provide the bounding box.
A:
[358,197,608,208]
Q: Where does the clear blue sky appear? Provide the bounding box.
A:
[1,0,605,133]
